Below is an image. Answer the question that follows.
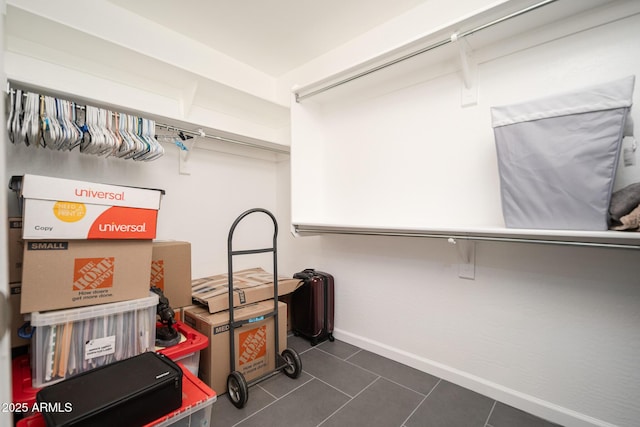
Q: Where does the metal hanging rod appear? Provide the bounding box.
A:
[293,224,640,250]
[8,86,290,155]
[154,123,290,155]
[295,0,557,102]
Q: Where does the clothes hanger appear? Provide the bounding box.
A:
[7,89,16,144]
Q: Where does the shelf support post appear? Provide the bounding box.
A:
[448,238,476,280]
[451,33,478,107]
[178,130,202,175]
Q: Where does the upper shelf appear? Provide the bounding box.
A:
[289,0,640,250]
[293,0,638,102]
[292,223,640,250]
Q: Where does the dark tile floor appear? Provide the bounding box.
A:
[211,335,562,427]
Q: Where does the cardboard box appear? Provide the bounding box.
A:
[21,239,153,313]
[151,241,192,309]
[184,300,287,394]
[191,267,302,314]
[9,284,30,348]
[15,174,163,240]
[8,217,23,283]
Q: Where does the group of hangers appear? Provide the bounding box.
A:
[7,88,165,161]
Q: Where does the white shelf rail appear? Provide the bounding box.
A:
[292,223,640,250]
[294,0,558,102]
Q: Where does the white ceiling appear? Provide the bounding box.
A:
[107,0,428,77]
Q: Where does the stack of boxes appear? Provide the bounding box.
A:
[8,217,28,350]
[9,174,163,390]
[8,174,193,386]
[185,267,302,393]
[8,173,303,414]
[8,174,218,426]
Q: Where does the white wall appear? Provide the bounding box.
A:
[0,2,14,426]
[4,144,286,279]
[310,235,640,427]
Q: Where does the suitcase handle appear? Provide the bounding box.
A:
[293,269,315,281]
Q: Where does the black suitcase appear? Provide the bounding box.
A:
[291,268,335,346]
[36,352,182,427]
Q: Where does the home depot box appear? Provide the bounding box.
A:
[21,239,153,313]
[151,241,192,309]
[14,174,163,240]
[191,267,301,314]
[184,300,287,394]
[8,217,23,283]
[9,284,29,348]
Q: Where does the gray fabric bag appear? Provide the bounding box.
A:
[491,76,635,230]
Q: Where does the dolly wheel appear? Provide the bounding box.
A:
[227,371,249,408]
[281,348,302,379]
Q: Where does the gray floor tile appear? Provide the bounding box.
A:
[405,380,494,427]
[347,349,439,395]
[488,402,563,427]
[317,339,360,359]
[211,385,275,427]
[287,333,317,355]
[302,347,379,397]
[258,371,314,399]
[321,377,425,427]
[235,378,350,427]
[209,339,564,427]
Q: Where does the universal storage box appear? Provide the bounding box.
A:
[491,76,635,230]
[30,293,158,387]
[12,174,163,240]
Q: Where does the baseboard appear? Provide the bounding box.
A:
[333,328,617,427]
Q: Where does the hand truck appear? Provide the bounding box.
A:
[226,208,302,409]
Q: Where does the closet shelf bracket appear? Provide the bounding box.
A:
[180,80,199,119]
[451,32,478,107]
[178,129,203,175]
[448,238,476,280]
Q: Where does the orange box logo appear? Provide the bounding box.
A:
[87,206,157,239]
[73,257,115,291]
[150,260,165,291]
[238,325,267,366]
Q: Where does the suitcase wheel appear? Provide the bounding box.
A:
[227,371,249,409]
[328,333,335,342]
[281,348,302,379]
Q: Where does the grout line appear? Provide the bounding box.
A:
[310,372,367,399]
[484,401,497,427]
[316,343,361,362]
[337,353,431,397]
[231,376,315,427]
[316,376,382,427]
[401,378,441,427]
[343,348,362,362]
[256,383,278,401]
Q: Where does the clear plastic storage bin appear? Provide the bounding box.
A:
[156,320,208,377]
[30,293,158,387]
[491,76,635,230]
